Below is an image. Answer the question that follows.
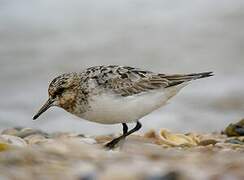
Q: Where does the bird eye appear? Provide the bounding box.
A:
[53,87,65,98]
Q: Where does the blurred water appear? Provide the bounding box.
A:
[0,0,243,135]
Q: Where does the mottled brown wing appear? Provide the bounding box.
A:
[103,70,213,96]
[87,65,213,97]
[104,73,171,96]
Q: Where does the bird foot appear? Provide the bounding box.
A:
[104,137,124,149]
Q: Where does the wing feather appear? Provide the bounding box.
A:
[84,65,213,97]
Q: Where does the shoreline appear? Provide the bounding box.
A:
[0,126,244,180]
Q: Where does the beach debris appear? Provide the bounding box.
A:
[24,134,48,145]
[224,119,244,137]
[0,135,27,147]
[1,127,21,136]
[198,139,218,146]
[158,129,199,147]
[0,127,243,179]
[225,137,244,145]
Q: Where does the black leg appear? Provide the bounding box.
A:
[105,121,142,149]
[122,123,128,135]
[125,121,141,136]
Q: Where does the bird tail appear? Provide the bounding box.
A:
[160,72,214,87]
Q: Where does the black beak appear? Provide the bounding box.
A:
[33,98,54,120]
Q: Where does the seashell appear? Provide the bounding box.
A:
[0,135,27,147]
[1,128,20,136]
[185,133,201,144]
[15,128,48,138]
[24,134,48,145]
[158,129,199,147]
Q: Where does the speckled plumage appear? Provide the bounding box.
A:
[44,65,212,122]
[33,65,213,148]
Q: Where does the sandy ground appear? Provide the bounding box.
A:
[0,124,244,180]
[0,1,243,133]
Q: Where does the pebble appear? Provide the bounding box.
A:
[158,129,199,147]
[15,128,48,138]
[0,134,27,147]
[224,119,244,137]
[1,128,20,136]
[0,126,243,180]
[198,139,218,146]
[24,134,48,145]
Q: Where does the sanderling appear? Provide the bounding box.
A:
[33,65,213,149]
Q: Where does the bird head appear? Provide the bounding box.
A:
[33,73,80,120]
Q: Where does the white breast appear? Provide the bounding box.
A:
[81,84,186,124]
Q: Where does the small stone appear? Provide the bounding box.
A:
[224,119,244,137]
[1,128,20,136]
[15,128,48,138]
[225,139,244,145]
[198,139,218,146]
[158,129,199,147]
[24,134,48,145]
[0,135,27,147]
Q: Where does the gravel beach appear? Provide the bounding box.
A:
[0,121,244,180]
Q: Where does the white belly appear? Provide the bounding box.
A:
[81,85,186,124]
